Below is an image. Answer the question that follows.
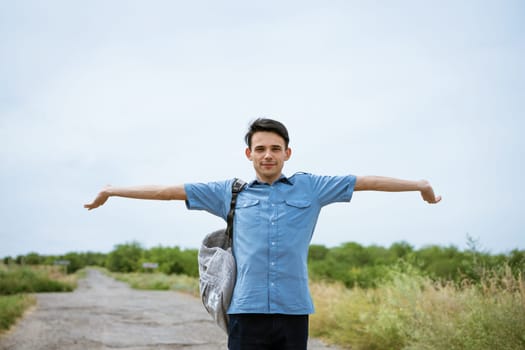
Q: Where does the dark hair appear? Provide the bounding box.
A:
[245,118,290,149]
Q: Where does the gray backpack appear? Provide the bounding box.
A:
[197,179,246,334]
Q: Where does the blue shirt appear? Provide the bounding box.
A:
[184,172,356,314]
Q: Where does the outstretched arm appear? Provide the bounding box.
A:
[84,184,187,210]
[354,176,441,204]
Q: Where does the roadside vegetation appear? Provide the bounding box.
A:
[0,264,78,334]
[0,265,76,295]
[310,264,525,350]
[107,270,199,296]
[2,237,524,348]
[0,294,35,333]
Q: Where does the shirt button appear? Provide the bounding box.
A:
[271,242,276,245]
[271,262,275,266]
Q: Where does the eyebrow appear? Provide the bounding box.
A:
[254,144,283,150]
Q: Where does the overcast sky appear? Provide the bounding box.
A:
[1,0,524,258]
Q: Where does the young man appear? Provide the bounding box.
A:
[85,118,441,350]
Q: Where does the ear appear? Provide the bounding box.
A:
[245,147,252,160]
[285,147,292,161]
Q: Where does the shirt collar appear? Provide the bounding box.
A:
[249,174,293,187]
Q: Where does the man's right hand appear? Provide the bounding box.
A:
[84,186,111,210]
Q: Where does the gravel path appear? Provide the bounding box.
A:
[0,269,339,350]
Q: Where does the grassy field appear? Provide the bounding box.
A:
[0,264,79,334]
[309,266,525,350]
[107,270,200,296]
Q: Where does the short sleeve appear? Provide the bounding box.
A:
[306,173,356,206]
[184,180,232,220]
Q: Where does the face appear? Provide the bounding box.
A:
[245,131,292,184]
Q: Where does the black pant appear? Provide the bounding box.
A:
[228,314,309,350]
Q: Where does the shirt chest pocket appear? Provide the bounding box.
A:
[284,199,311,209]
[283,199,315,234]
[283,199,312,223]
[236,199,260,210]
[234,199,261,230]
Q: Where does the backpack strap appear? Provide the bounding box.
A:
[225,178,246,241]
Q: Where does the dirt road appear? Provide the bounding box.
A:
[0,269,338,350]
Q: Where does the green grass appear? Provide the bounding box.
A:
[0,264,77,333]
[0,264,78,335]
[0,265,76,295]
[108,270,200,296]
[310,266,525,350]
[0,294,36,332]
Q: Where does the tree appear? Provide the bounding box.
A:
[106,242,144,272]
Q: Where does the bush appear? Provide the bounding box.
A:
[106,242,144,273]
[0,266,75,295]
[310,265,525,350]
[141,246,198,277]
